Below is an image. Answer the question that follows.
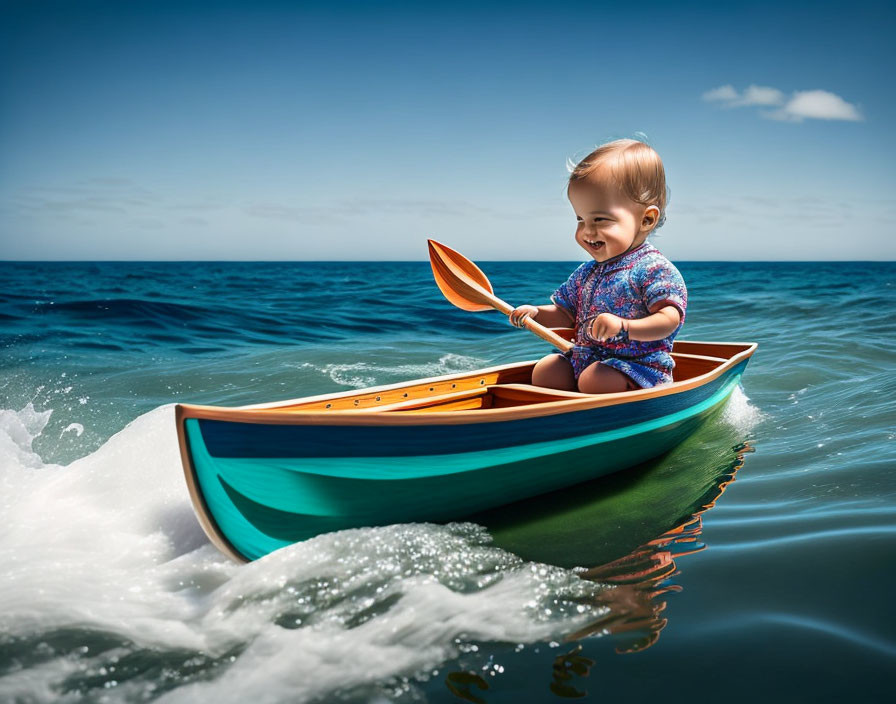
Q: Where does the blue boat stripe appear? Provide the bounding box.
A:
[197,362,748,459]
[186,373,742,482]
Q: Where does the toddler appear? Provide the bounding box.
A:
[509,139,687,394]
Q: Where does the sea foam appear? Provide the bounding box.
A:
[0,402,612,703]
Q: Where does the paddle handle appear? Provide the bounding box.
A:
[490,298,575,352]
[524,318,575,353]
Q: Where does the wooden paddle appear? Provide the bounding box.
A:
[427,239,574,352]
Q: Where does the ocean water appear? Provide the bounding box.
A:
[0,260,894,703]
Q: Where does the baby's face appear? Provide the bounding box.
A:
[568,178,657,262]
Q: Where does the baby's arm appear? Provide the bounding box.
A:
[588,256,688,343]
[589,305,680,342]
[627,305,681,340]
[509,303,575,328]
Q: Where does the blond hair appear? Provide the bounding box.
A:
[568,138,668,230]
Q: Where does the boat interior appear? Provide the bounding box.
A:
[240,340,754,415]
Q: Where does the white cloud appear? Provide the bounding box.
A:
[702,84,739,102]
[763,89,864,122]
[703,84,784,106]
[703,85,863,122]
[738,85,786,106]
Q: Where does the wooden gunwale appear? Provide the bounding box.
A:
[174,342,756,427]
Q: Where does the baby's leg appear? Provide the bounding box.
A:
[577,361,637,394]
[530,353,576,391]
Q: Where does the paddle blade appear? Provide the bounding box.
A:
[427,239,574,352]
[427,239,499,312]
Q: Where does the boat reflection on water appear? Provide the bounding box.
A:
[567,512,723,655]
[444,402,754,700]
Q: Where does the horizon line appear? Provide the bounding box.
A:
[1,259,895,264]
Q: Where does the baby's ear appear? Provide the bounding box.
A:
[642,205,660,228]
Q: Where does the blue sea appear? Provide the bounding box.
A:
[1,260,894,703]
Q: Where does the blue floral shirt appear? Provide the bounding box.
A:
[551,241,688,387]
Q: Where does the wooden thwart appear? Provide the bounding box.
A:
[356,383,590,414]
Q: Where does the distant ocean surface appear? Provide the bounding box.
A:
[1,260,894,703]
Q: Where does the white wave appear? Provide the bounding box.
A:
[60,422,84,438]
[300,353,486,389]
[721,385,763,434]
[0,404,606,703]
[0,403,53,470]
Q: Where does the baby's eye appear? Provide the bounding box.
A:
[593,217,607,222]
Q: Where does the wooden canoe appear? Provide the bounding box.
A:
[175,340,757,562]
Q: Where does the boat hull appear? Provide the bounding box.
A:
[177,347,753,562]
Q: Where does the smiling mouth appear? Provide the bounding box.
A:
[583,239,605,251]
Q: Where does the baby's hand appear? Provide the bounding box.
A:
[509,305,539,328]
[589,313,625,342]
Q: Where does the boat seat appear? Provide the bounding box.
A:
[671,353,727,363]
[355,387,490,412]
[355,383,590,413]
[670,353,727,382]
[487,383,591,399]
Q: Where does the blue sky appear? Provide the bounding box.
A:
[1,0,893,260]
